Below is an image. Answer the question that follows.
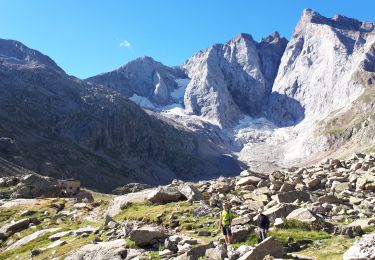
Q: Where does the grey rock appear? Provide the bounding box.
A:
[65,239,127,260]
[49,230,73,241]
[0,217,38,237]
[6,228,60,251]
[286,208,320,223]
[73,226,98,236]
[343,233,375,260]
[106,189,153,217]
[165,235,183,252]
[178,185,203,202]
[263,203,299,222]
[236,176,262,186]
[274,191,310,203]
[129,226,167,247]
[205,244,228,260]
[231,225,252,243]
[232,215,252,225]
[238,236,284,260]
[147,187,183,204]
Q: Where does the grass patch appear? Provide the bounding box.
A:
[148,250,161,260]
[281,218,329,232]
[34,234,96,260]
[365,145,375,153]
[363,225,375,234]
[269,228,331,245]
[299,235,355,260]
[125,238,137,249]
[0,233,51,259]
[232,232,259,247]
[114,201,193,224]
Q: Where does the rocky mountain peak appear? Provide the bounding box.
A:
[295,9,375,36]
[0,38,63,72]
[260,31,283,44]
[231,33,255,42]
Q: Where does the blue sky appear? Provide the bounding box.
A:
[1,0,374,78]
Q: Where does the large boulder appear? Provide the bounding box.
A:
[176,243,215,260]
[129,226,167,247]
[164,235,183,252]
[232,215,252,225]
[232,225,252,243]
[205,244,227,260]
[244,200,265,211]
[105,189,153,217]
[239,236,284,260]
[286,208,320,223]
[5,228,60,251]
[236,176,262,186]
[207,180,235,194]
[0,217,39,238]
[147,187,183,204]
[333,226,364,238]
[274,191,310,203]
[263,204,299,222]
[343,233,375,260]
[65,239,128,260]
[318,194,342,204]
[12,174,60,198]
[178,185,203,202]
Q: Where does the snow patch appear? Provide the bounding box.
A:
[171,78,190,102]
[129,94,155,109]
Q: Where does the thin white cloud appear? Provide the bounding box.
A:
[119,40,132,48]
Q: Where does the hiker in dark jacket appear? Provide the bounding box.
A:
[257,208,270,242]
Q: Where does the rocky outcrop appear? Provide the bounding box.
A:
[129,226,167,247]
[147,187,183,204]
[0,217,39,238]
[65,239,128,260]
[270,9,375,123]
[86,56,186,106]
[105,189,153,217]
[343,233,375,260]
[182,33,287,128]
[5,228,60,251]
[286,208,320,223]
[239,236,284,260]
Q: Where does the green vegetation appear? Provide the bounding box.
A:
[299,235,355,260]
[232,232,259,247]
[0,233,52,260]
[363,225,375,234]
[269,228,331,245]
[365,145,375,153]
[34,234,96,260]
[358,87,375,103]
[124,238,138,249]
[148,250,161,260]
[114,201,194,223]
[0,197,107,260]
[281,218,330,232]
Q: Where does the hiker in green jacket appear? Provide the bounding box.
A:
[219,202,233,244]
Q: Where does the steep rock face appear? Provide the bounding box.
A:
[182,33,287,128]
[0,39,240,191]
[269,9,375,125]
[86,56,186,105]
[0,39,63,73]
